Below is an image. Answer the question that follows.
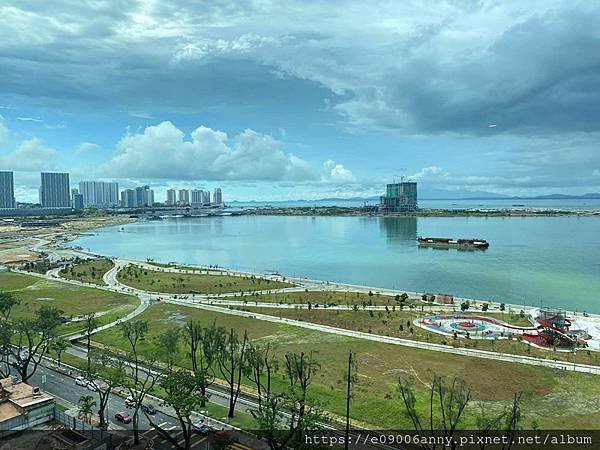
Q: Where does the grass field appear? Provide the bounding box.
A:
[230,290,418,307]
[0,271,139,334]
[91,302,600,430]
[59,258,114,285]
[117,265,293,294]
[241,306,600,367]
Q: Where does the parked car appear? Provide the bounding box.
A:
[192,423,210,436]
[75,376,89,387]
[124,395,135,408]
[86,382,98,392]
[115,411,133,424]
[141,403,156,415]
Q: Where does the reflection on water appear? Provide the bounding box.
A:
[379,217,417,243]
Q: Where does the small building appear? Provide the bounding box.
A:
[436,294,454,305]
[0,377,55,436]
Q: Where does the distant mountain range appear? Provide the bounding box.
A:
[229,191,600,203]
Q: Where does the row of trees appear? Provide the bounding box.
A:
[109,317,329,450]
[1,289,525,450]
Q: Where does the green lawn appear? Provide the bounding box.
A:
[117,265,293,294]
[241,306,600,367]
[59,258,114,285]
[92,302,600,430]
[0,271,139,334]
[234,290,418,307]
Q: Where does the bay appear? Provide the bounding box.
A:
[69,215,600,313]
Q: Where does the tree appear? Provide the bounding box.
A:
[1,305,63,381]
[120,319,159,445]
[216,327,248,418]
[78,395,96,424]
[147,369,203,450]
[156,327,180,371]
[51,338,70,368]
[245,342,277,409]
[83,312,99,376]
[475,393,523,450]
[398,375,471,450]
[460,301,470,312]
[252,351,326,450]
[89,350,126,429]
[344,351,357,450]
[183,320,220,407]
[482,303,489,312]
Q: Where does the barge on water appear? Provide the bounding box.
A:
[417,237,489,249]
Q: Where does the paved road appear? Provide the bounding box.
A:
[28,363,178,431]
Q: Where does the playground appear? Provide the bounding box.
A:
[415,307,592,352]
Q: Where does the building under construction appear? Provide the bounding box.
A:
[379,181,418,212]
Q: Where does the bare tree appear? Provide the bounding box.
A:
[398,375,471,450]
[184,320,220,407]
[244,342,277,409]
[215,327,248,418]
[475,392,523,450]
[253,351,326,450]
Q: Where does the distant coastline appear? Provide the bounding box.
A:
[238,206,600,217]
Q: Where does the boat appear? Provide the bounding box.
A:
[417,237,489,249]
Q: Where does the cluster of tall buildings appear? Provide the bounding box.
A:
[0,170,225,210]
[166,188,222,207]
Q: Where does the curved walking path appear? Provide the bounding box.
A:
[19,238,600,374]
[95,260,600,375]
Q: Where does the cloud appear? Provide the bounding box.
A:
[0,138,59,171]
[322,160,356,182]
[101,121,320,182]
[2,1,599,136]
[75,142,100,154]
[16,116,42,122]
[593,169,600,178]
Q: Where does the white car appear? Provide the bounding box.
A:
[86,382,98,392]
[75,376,89,387]
[125,395,135,408]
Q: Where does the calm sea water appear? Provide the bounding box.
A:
[69,215,600,313]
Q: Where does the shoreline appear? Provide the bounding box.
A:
[238,206,600,217]
[55,223,600,321]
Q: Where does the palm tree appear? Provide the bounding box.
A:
[78,395,96,424]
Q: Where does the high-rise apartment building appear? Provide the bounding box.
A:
[40,172,71,208]
[120,189,135,208]
[212,187,222,205]
[191,189,203,205]
[202,190,210,205]
[78,181,119,208]
[178,189,190,205]
[0,171,16,209]
[166,189,176,206]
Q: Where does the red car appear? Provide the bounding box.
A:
[115,411,132,424]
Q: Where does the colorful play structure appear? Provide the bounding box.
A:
[415,307,590,351]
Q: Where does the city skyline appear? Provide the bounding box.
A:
[0,2,599,202]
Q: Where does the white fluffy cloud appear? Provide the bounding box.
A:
[322,160,356,182]
[101,121,347,182]
[0,137,58,171]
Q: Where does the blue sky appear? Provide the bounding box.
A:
[1,0,599,202]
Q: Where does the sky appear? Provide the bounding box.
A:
[1,0,600,202]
